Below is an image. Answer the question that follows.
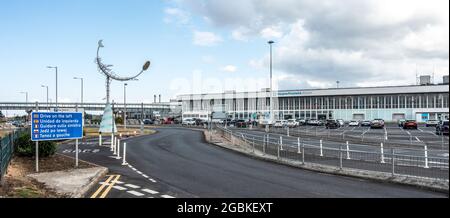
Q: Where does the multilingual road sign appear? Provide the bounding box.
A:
[31,112,83,141]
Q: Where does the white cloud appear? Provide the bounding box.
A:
[177,0,449,88]
[260,26,284,39]
[221,65,237,72]
[164,7,191,25]
[193,31,223,46]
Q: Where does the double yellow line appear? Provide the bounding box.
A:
[90,175,121,198]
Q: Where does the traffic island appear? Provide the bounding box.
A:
[203,129,449,194]
[0,154,107,198]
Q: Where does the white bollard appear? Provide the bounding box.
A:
[346,141,350,160]
[122,143,127,165]
[280,136,283,151]
[75,139,79,167]
[287,127,290,136]
[380,143,385,163]
[110,134,114,151]
[113,137,117,155]
[99,134,102,146]
[424,145,429,169]
[297,137,301,154]
[116,139,121,159]
[320,140,323,157]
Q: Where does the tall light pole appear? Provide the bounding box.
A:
[73,77,84,104]
[20,91,28,104]
[41,85,49,110]
[336,81,340,88]
[47,66,58,111]
[20,91,28,123]
[124,83,128,129]
[268,41,275,123]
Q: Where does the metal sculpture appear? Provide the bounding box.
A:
[96,40,150,103]
[96,40,150,133]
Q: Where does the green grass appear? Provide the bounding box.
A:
[15,187,41,198]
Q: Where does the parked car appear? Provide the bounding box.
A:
[398,119,406,127]
[348,120,360,127]
[182,118,196,126]
[286,119,298,128]
[370,119,385,129]
[336,119,345,127]
[436,120,449,135]
[194,118,207,126]
[403,120,418,129]
[274,120,287,128]
[361,120,372,127]
[143,119,154,125]
[307,119,322,126]
[296,119,307,126]
[426,120,440,127]
[325,120,340,129]
[235,120,248,128]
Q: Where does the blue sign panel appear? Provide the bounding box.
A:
[31,112,83,141]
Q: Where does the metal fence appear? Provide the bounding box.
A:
[215,126,449,181]
[0,128,28,182]
[230,125,449,149]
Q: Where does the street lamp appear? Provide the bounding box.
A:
[41,85,49,110]
[47,66,58,111]
[20,91,29,123]
[268,40,275,123]
[73,77,84,104]
[124,83,128,129]
[336,81,340,89]
[20,91,28,104]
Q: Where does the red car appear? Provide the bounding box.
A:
[403,120,418,129]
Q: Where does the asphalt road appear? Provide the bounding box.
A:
[107,127,445,198]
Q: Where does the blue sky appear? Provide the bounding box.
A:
[1,0,449,109]
[0,0,269,105]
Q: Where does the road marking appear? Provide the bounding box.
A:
[136,171,143,174]
[115,181,124,184]
[161,194,175,198]
[149,179,157,183]
[418,128,424,132]
[125,184,141,189]
[91,175,114,198]
[127,190,145,197]
[142,188,159,194]
[100,175,121,198]
[142,175,149,178]
[415,137,421,142]
[113,185,127,191]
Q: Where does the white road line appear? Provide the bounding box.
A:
[415,137,421,142]
[142,175,149,178]
[418,128,424,132]
[161,194,175,198]
[113,185,127,191]
[125,184,141,189]
[115,181,124,184]
[149,179,157,183]
[136,171,143,174]
[142,189,159,194]
[127,190,145,197]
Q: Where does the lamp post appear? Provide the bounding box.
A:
[124,83,128,129]
[268,41,275,123]
[41,85,49,111]
[336,81,340,89]
[20,91,28,123]
[73,77,84,104]
[47,66,58,111]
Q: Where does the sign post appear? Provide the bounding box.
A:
[31,111,84,171]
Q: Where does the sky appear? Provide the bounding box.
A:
[0,0,449,110]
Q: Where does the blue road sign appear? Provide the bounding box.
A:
[31,112,83,141]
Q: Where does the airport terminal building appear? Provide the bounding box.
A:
[177,83,449,123]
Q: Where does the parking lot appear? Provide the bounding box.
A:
[227,123,449,150]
